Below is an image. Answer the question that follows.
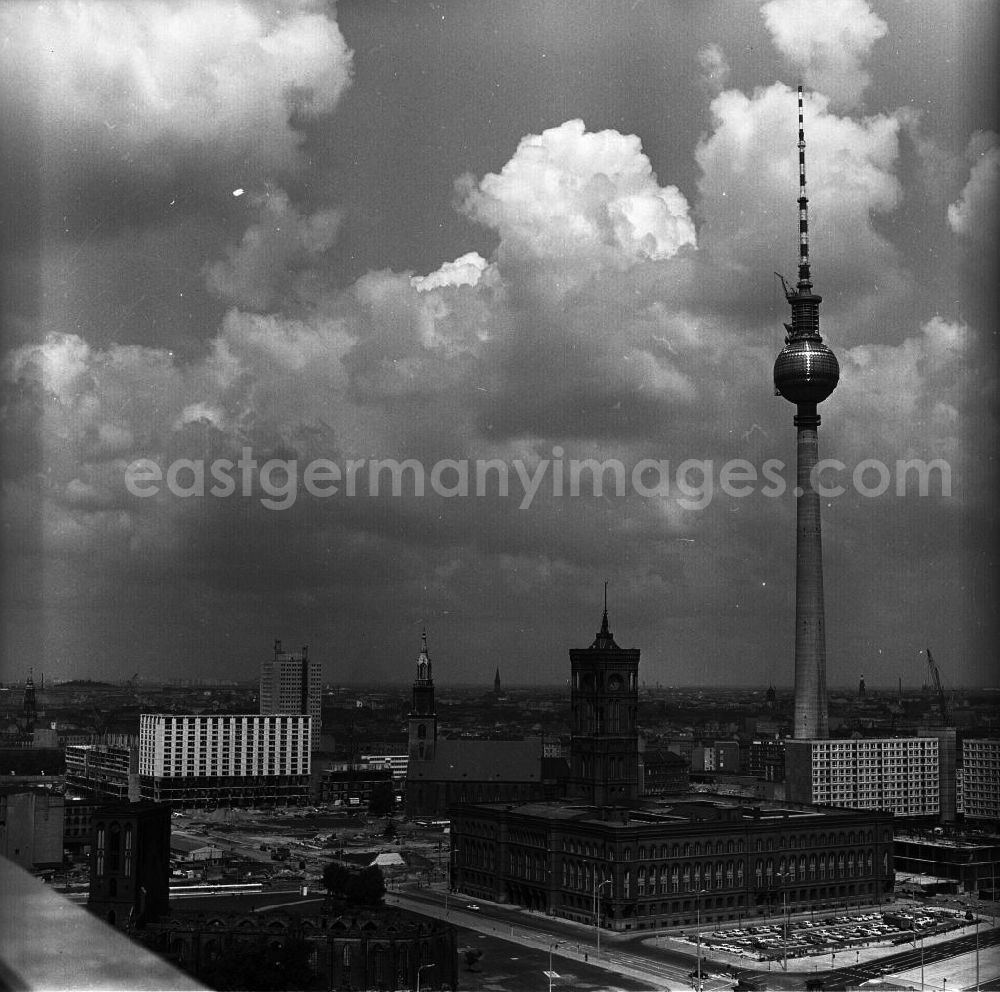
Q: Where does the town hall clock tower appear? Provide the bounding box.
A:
[569,590,640,806]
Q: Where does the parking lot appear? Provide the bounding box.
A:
[675,905,977,966]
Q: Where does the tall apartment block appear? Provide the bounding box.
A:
[962,739,1000,824]
[260,640,322,750]
[785,737,940,818]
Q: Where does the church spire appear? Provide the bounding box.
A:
[416,628,432,682]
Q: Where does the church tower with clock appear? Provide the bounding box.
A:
[569,591,640,806]
[408,630,437,762]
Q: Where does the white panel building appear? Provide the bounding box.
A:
[962,738,1000,823]
[138,714,311,806]
[786,737,940,817]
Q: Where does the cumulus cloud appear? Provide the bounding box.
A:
[762,0,887,110]
[205,189,343,310]
[458,120,696,269]
[0,0,353,181]
[838,316,973,461]
[947,132,999,247]
[694,83,906,335]
[411,252,491,292]
[697,44,731,96]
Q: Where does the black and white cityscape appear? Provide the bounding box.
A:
[1,2,997,990]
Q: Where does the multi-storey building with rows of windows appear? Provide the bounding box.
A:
[452,797,893,932]
[785,738,940,817]
[137,714,311,806]
[962,738,1000,825]
[260,640,323,751]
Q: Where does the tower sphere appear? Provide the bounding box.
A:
[773,337,840,405]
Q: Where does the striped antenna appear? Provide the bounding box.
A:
[796,85,812,289]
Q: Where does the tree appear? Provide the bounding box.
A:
[462,947,483,972]
[322,862,351,898]
[382,819,397,839]
[368,781,395,817]
[345,865,385,906]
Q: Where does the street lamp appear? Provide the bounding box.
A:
[548,941,562,992]
[975,915,980,991]
[695,888,708,992]
[593,875,612,959]
[776,869,791,971]
[416,962,435,992]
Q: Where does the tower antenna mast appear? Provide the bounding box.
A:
[796,84,812,291]
[773,86,840,740]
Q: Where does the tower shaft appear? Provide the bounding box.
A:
[793,403,829,738]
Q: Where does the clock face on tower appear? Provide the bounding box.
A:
[607,674,623,691]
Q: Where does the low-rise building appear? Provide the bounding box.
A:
[0,787,64,869]
[640,749,689,796]
[66,739,139,801]
[894,832,1000,897]
[320,765,394,807]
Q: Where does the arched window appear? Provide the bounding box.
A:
[637,867,646,895]
[96,822,106,877]
[108,822,121,872]
[124,824,133,878]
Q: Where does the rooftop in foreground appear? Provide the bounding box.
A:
[0,856,205,991]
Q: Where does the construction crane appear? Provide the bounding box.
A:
[926,648,949,725]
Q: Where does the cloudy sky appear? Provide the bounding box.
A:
[1,0,996,689]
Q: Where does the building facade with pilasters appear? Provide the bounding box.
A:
[451,797,893,933]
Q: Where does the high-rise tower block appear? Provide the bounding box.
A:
[774,86,840,740]
[260,640,322,751]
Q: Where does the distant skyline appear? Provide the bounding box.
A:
[1,1,997,688]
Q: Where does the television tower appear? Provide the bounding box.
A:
[774,86,840,740]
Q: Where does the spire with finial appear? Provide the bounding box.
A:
[416,627,432,682]
[592,581,619,649]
